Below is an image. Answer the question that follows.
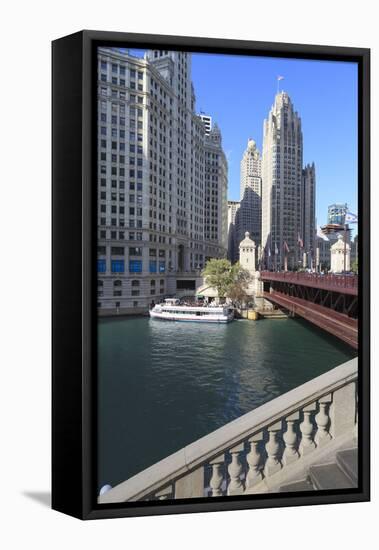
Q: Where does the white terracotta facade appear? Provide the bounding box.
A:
[96,48,228,313]
[331,235,351,273]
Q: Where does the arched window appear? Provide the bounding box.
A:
[113,280,122,287]
[98,280,103,287]
[131,280,140,287]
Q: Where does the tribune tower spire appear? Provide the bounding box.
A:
[261,91,303,269]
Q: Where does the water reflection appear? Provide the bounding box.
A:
[98,316,355,488]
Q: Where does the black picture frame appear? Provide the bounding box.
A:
[52,30,370,520]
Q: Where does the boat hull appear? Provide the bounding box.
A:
[149,310,233,323]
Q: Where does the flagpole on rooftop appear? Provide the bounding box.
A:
[277,75,284,94]
[344,223,347,273]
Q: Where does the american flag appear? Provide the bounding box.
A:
[283,241,290,253]
[297,233,304,248]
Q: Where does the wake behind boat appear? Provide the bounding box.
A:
[149,298,234,323]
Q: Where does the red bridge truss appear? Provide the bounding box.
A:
[260,272,358,349]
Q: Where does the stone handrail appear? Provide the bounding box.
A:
[98,358,358,503]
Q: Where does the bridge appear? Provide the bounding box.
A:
[259,271,358,349]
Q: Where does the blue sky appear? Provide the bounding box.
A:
[129,49,358,228]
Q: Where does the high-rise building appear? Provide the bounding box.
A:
[204,124,228,262]
[262,91,314,269]
[238,139,262,248]
[302,163,316,254]
[198,113,212,135]
[327,203,348,225]
[227,200,240,263]
[97,48,227,313]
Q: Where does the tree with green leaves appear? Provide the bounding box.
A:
[202,258,250,303]
[351,259,358,274]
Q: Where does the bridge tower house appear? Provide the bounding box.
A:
[330,234,350,273]
[239,231,264,300]
[239,231,256,273]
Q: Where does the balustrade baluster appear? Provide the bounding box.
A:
[299,403,316,455]
[315,394,332,447]
[246,432,264,488]
[227,443,245,495]
[264,421,282,476]
[209,454,225,497]
[283,412,300,465]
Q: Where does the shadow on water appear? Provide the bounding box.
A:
[97,315,356,489]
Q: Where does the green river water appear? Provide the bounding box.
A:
[98,316,356,489]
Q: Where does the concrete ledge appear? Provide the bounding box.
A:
[98,307,148,317]
[99,449,187,504]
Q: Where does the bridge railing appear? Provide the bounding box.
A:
[98,358,358,503]
[260,271,358,291]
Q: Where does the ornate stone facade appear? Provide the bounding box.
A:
[261,91,316,270]
[330,235,350,273]
[239,232,262,295]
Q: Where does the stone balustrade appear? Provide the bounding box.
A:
[98,358,358,503]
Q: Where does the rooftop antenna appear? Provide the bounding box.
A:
[277,75,284,94]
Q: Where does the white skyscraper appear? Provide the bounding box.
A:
[239,139,262,247]
[261,92,303,269]
[204,123,228,262]
[198,113,212,135]
[96,48,228,314]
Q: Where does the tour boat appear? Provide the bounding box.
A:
[149,299,234,323]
